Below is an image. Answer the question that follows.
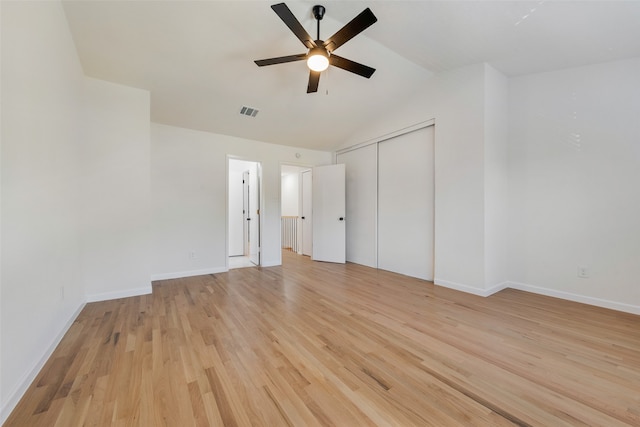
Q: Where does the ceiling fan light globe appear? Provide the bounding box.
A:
[307,54,329,72]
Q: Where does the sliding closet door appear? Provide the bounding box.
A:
[336,144,377,268]
[378,126,434,280]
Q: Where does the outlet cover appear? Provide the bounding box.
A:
[578,266,589,278]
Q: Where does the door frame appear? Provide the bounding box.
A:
[227,156,263,269]
[280,162,314,259]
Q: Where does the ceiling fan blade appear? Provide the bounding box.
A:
[329,55,376,78]
[307,70,320,93]
[323,8,377,52]
[255,53,307,67]
[271,3,316,49]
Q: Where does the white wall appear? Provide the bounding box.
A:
[228,170,244,256]
[81,78,151,301]
[483,64,509,289]
[281,173,299,217]
[430,65,489,292]
[0,2,3,415]
[508,58,640,312]
[1,1,86,420]
[151,123,332,278]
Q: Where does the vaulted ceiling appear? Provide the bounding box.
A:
[62,1,640,151]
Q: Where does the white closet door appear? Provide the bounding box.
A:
[336,144,377,268]
[378,126,434,280]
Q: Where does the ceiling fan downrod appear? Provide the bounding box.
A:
[312,5,325,40]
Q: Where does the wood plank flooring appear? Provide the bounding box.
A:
[5,251,640,426]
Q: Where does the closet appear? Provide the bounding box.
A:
[336,125,434,280]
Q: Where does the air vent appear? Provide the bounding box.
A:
[239,106,259,118]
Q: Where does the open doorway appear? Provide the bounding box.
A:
[281,165,311,259]
[229,158,261,269]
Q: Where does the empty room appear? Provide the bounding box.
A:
[1,1,639,425]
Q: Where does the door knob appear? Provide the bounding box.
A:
[301,216,305,219]
[339,217,344,221]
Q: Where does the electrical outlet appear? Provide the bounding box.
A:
[578,266,589,278]
[189,251,197,260]
[60,286,65,300]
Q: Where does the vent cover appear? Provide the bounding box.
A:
[239,106,259,117]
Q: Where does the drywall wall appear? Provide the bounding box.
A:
[1,1,86,420]
[281,173,299,217]
[151,123,332,278]
[508,58,640,312]
[0,2,3,418]
[483,64,509,290]
[81,78,151,301]
[228,169,244,256]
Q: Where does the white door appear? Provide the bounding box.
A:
[312,164,346,263]
[249,165,261,265]
[301,170,312,256]
[378,126,434,280]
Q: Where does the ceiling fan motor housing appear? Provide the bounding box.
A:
[312,5,325,20]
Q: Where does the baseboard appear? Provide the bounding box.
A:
[508,281,640,315]
[434,278,508,297]
[485,281,511,296]
[435,277,639,314]
[151,267,227,281]
[0,302,85,425]
[85,285,152,303]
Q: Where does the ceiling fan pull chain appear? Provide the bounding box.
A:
[325,65,330,95]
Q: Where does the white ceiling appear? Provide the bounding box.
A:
[62,1,640,151]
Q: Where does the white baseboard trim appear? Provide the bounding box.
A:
[151,267,227,281]
[485,281,511,296]
[435,277,639,314]
[85,285,152,303]
[508,281,640,315]
[434,278,504,297]
[0,302,85,425]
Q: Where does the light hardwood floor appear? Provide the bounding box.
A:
[5,251,640,426]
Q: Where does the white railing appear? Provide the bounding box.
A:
[281,216,298,252]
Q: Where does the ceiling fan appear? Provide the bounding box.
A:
[254,3,377,93]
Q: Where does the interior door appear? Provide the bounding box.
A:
[301,170,312,256]
[312,164,346,263]
[249,164,261,265]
